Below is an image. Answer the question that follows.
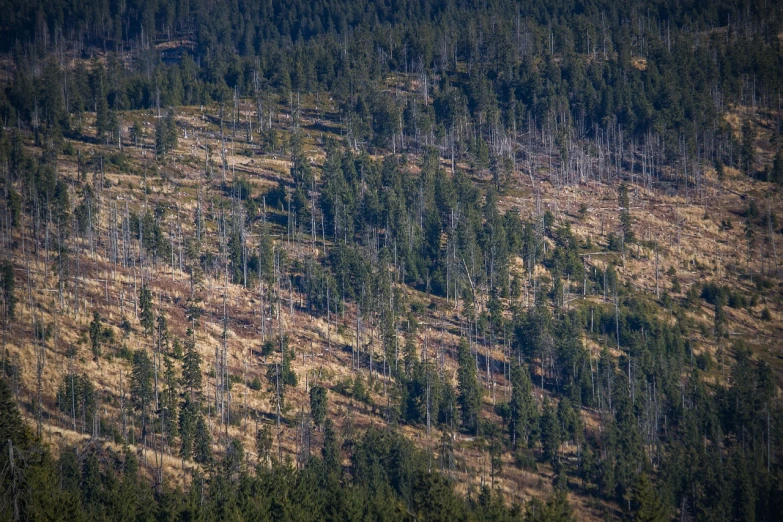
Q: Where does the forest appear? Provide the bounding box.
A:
[1,0,783,520]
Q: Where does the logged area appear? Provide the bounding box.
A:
[1,1,783,520]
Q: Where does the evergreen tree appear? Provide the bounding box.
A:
[0,261,15,322]
[161,353,178,441]
[179,399,197,461]
[194,412,212,466]
[255,424,273,466]
[310,385,328,430]
[139,285,153,337]
[632,474,669,522]
[165,110,177,151]
[95,95,109,143]
[741,119,756,176]
[321,419,341,479]
[457,339,482,435]
[89,311,102,361]
[56,373,96,433]
[618,184,634,243]
[155,118,166,159]
[541,399,561,464]
[130,350,153,440]
[510,362,536,447]
[182,329,203,403]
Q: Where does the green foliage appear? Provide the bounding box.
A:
[138,285,154,337]
[255,424,273,465]
[618,183,634,243]
[632,474,669,522]
[523,490,574,522]
[509,362,537,448]
[89,311,102,360]
[130,349,153,439]
[741,119,756,175]
[309,385,328,428]
[182,330,203,403]
[194,412,212,465]
[0,260,15,322]
[457,339,482,435]
[56,373,96,433]
[155,109,178,159]
[540,399,561,464]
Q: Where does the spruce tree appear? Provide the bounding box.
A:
[509,362,536,448]
[321,419,341,479]
[0,261,15,322]
[255,424,272,466]
[310,385,328,430]
[457,339,482,435]
[618,183,634,243]
[131,350,153,440]
[541,398,561,464]
[89,311,102,361]
[182,328,203,403]
[632,474,669,522]
[194,413,212,465]
[139,286,154,337]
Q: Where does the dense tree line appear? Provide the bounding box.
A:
[1,0,783,179]
[3,374,579,521]
[0,1,783,520]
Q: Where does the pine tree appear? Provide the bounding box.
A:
[556,398,581,447]
[632,474,669,522]
[510,362,536,447]
[524,489,574,522]
[179,399,196,461]
[194,412,212,466]
[89,311,102,361]
[255,424,273,467]
[95,95,110,143]
[182,329,203,403]
[56,373,96,433]
[541,398,561,464]
[131,350,153,440]
[457,339,482,435]
[321,419,341,479]
[161,353,178,441]
[139,286,154,337]
[310,385,328,430]
[155,118,166,159]
[741,119,756,176]
[81,451,102,509]
[165,110,178,151]
[618,184,634,243]
[0,261,15,322]
[0,376,30,450]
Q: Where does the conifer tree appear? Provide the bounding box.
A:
[179,400,196,461]
[255,424,273,466]
[194,413,212,466]
[632,474,669,522]
[618,184,633,243]
[89,311,102,361]
[310,385,328,430]
[541,398,561,464]
[131,350,153,440]
[0,261,15,322]
[457,339,482,435]
[509,362,536,447]
[182,329,202,403]
[139,286,154,337]
[321,419,341,479]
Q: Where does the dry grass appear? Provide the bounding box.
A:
[3,95,782,520]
